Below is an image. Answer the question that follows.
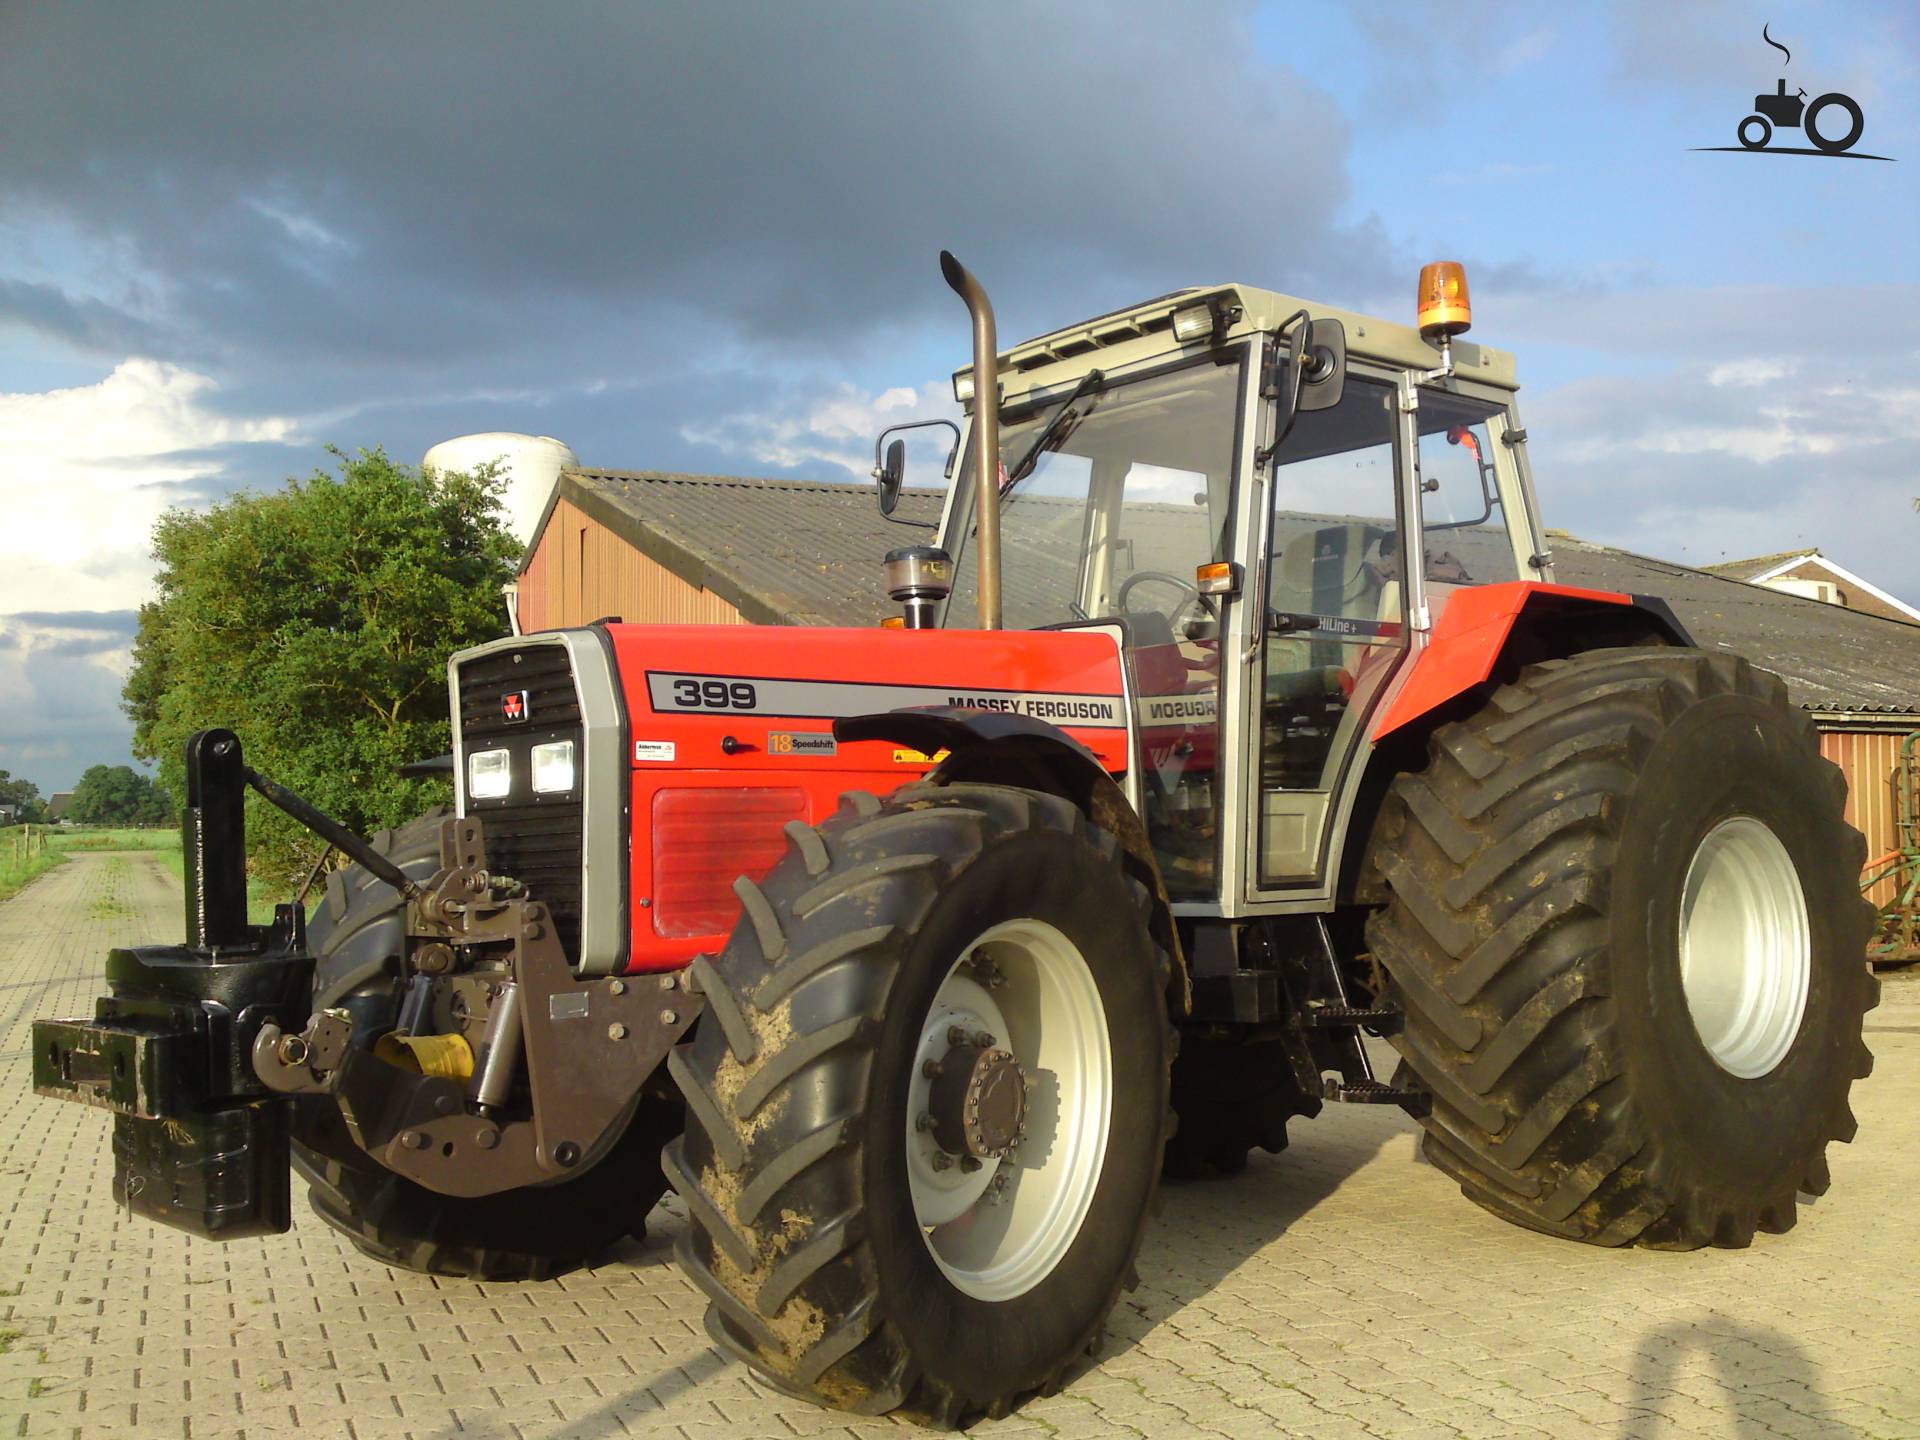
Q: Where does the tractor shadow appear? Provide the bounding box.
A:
[509,1107,1412,1440]
[1094,1090,1413,1377]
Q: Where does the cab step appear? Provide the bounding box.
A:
[1323,1077,1432,1118]
[1299,1001,1403,1035]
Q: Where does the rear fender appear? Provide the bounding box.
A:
[1341,583,1692,905]
[833,709,1190,1013]
[1371,582,1691,740]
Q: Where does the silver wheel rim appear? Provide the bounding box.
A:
[904,919,1112,1301]
[1677,816,1811,1079]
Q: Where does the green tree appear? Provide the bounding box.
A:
[0,770,46,823]
[66,764,174,826]
[124,447,520,884]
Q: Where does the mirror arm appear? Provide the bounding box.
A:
[1255,311,1312,468]
[871,419,961,478]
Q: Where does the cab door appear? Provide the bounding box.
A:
[1250,373,1411,887]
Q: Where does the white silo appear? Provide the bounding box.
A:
[421,433,578,550]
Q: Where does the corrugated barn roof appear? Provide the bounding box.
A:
[539,469,1920,717]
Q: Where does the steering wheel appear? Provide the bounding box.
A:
[1115,569,1220,631]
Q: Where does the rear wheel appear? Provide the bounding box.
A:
[290,812,673,1280]
[1805,93,1864,153]
[665,782,1174,1424]
[1367,648,1876,1249]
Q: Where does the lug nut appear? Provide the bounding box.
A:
[608,1023,629,1041]
[922,1059,943,1079]
[947,1025,968,1046]
[974,1031,996,1048]
[961,1156,982,1173]
[930,1152,953,1171]
[915,1112,933,1133]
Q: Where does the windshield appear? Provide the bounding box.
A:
[945,359,1242,629]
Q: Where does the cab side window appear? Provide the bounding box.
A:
[1415,393,1519,587]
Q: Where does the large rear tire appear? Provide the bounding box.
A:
[290,812,672,1280]
[665,783,1174,1424]
[1367,648,1876,1249]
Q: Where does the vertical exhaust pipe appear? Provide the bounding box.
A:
[940,251,1001,630]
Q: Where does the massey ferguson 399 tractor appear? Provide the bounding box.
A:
[36,255,1876,1425]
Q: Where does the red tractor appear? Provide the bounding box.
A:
[36,256,1876,1426]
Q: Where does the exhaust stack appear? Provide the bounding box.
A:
[940,251,1001,630]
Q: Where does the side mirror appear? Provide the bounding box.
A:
[875,438,907,516]
[1297,318,1345,413]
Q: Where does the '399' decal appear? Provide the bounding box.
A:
[643,671,1126,727]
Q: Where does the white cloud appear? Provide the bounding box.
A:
[1706,358,1792,388]
[1496,28,1556,74]
[0,359,298,614]
[1525,309,1920,602]
[682,380,958,481]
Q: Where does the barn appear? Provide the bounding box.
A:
[514,466,1920,949]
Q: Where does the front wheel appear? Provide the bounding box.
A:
[290,812,673,1279]
[1738,114,1772,149]
[1367,648,1876,1250]
[665,782,1174,1424]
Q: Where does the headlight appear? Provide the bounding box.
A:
[531,739,576,794]
[467,747,512,800]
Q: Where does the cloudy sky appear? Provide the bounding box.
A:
[3,0,1915,794]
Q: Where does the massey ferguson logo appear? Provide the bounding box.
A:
[501,690,529,724]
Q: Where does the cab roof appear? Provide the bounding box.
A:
[956,283,1519,403]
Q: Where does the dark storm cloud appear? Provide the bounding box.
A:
[3,611,139,636]
[0,0,1382,407]
[0,611,139,660]
[0,278,166,354]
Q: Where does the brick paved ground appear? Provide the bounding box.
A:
[2,851,1916,1439]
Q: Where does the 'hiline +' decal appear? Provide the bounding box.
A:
[645,672,1126,728]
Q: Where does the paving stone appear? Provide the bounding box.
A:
[1,854,1916,1439]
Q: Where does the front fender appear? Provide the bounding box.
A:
[832,708,1190,1013]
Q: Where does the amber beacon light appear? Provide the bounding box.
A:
[1416,261,1472,340]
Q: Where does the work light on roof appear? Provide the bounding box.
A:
[1171,295,1240,346]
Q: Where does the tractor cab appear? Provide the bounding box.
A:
[877,264,1548,908]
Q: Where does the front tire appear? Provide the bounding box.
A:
[665,783,1174,1424]
[290,812,673,1280]
[1367,648,1876,1249]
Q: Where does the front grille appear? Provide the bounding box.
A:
[460,645,581,740]
[457,643,585,961]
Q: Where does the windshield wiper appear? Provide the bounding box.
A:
[1000,368,1105,506]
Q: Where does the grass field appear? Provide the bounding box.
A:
[0,825,176,905]
[5,823,299,924]
[0,829,63,904]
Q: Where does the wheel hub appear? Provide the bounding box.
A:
[1678,815,1812,1079]
[904,919,1113,1302]
[928,1039,1028,1159]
